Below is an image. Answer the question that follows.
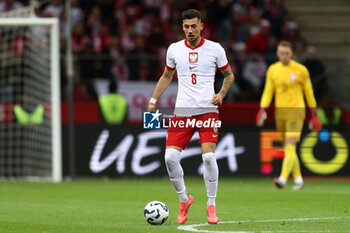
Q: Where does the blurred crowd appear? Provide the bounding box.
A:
[0,0,328,102]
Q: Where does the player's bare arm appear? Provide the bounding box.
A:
[211,66,234,106]
[147,67,175,111]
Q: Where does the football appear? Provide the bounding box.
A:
[144,201,169,225]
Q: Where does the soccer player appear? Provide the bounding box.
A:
[256,40,322,190]
[147,9,234,224]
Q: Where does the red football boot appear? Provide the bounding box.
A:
[177,195,194,224]
[207,204,219,224]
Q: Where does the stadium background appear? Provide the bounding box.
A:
[1,0,349,178]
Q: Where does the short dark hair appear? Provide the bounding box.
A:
[182,9,201,21]
[278,40,293,49]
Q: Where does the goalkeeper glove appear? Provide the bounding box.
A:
[308,110,322,131]
[256,108,267,127]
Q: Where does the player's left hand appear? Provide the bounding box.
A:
[309,115,322,131]
[211,93,224,106]
[256,108,267,127]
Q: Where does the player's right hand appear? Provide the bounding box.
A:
[256,108,267,127]
[147,103,156,112]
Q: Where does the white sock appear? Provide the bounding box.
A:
[294,176,303,185]
[165,148,188,203]
[278,176,287,185]
[202,152,218,207]
[207,197,216,207]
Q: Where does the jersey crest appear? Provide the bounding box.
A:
[290,74,297,82]
[189,52,198,63]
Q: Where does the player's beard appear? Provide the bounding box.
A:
[187,34,199,44]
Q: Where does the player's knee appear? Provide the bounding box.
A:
[202,152,216,166]
[165,148,180,167]
[285,136,298,145]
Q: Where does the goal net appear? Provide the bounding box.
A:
[0,7,61,182]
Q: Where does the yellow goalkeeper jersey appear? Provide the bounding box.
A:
[260,60,316,109]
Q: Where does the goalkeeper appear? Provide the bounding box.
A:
[256,40,322,190]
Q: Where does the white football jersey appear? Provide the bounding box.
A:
[166,37,229,116]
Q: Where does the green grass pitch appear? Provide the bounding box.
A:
[0,177,349,233]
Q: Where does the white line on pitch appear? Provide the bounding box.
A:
[177,216,350,233]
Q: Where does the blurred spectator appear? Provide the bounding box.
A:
[79,42,113,100]
[159,0,176,35]
[167,9,183,41]
[42,0,63,17]
[111,55,129,82]
[138,60,151,81]
[208,0,232,42]
[246,18,270,53]
[109,36,122,60]
[230,42,248,93]
[92,24,111,53]
[78,42,97,100]
[263,34,278,65]
[263,0,287,38]
[71,23,90,53]
[135,11,155,37]
[148,23,166,51]
[86,6,102,35]
[304,46,325,79]
[230,3,250,42]
[98,80,127,124]
[199,9,215,41]
[282,21,307,53]
[0,0,23,12]
[230,42,247,78]
[70,0,84,26]
[128,36,154,81]
[182,0,204,10]
[303,46,327,100]
[120,25,137,53]
[242,50,267,99]
[110,6,125,36]
[231,0,254,24]
[248,8,263,36]
[293,42,306,62]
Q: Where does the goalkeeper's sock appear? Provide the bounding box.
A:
[202,152,218,207]
[277,176,287,185]
[294,176,303,185]
[165,148,188,203]
[292,153,302,181]
[281,144,297,180]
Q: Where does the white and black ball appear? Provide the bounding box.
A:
[144,201,169,225]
